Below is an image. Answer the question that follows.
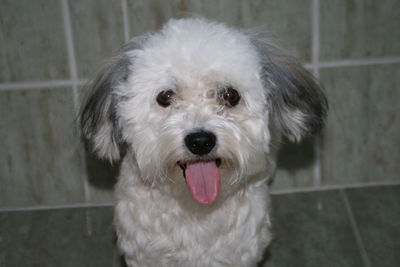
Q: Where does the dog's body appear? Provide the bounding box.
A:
[80,18,327,267]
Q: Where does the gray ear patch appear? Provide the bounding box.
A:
[80,53,132,161]
[79,35,158,160]
[253,39,328,141]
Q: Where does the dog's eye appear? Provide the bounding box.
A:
[219,87,241,107]
[156,90,175,107]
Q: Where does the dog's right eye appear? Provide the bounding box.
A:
[218,87,241,107]
[156,90,175,107]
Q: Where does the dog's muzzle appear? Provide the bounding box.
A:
[179,130,220,205]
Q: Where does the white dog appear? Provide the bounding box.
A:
[80,18,327,267]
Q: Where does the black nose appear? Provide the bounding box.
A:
[184,131,217,155]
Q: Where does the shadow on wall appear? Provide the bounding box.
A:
[83,137,317,191]
[83,139,122,191]
[276,137,316,172]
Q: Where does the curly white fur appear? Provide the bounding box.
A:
[80,18,327,267]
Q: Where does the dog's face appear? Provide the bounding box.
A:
[80,19,327,206]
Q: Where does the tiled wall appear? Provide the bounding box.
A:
[1,0,399,210]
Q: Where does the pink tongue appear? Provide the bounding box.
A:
[185,161,220,205]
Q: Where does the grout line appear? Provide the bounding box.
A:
[311,0,322,188]
[270,180,400,195]
[121,0,130,43]
[0,80,76,90]
[311,0,320,73]
[0,79,88,91]
[61,0,78,85]
[61,0,80,112]
[61,0,91,204]
[0,202,113,213]
[61,0,93,235]
[317,57,400,68]
[1,57,399,91]
[1,182,398,213]
[85,207,93,236]
[340,190,372,267]
[313,135,322,186]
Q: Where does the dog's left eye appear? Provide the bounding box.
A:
[219,87,241,107]
[156,90,175,107]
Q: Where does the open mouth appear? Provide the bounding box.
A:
[178,158,222,205]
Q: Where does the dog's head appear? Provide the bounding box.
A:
[80,19,327,206]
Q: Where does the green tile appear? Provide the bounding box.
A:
[345,186,400,267]
[87,207,117,266]
[0,207,115,267]
[127,0,242,37]
[69,0,125,79]
[127,0,186,37]
[261,191,364,267]
[187,0,312,61]
[0,0,69,82]
[320,0,400,60]
[126,0,311,62]
[240,0,312,62]
[0,88,86,208]
[271,138,316,191]
[320,64,400,185]
[181,0,243,27]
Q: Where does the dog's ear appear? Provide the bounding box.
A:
[80,52,132,161]
[253,39,328,142]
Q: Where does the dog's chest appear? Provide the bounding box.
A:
[115,175,271,267]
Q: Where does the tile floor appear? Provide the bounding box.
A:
[0,185,399,267]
